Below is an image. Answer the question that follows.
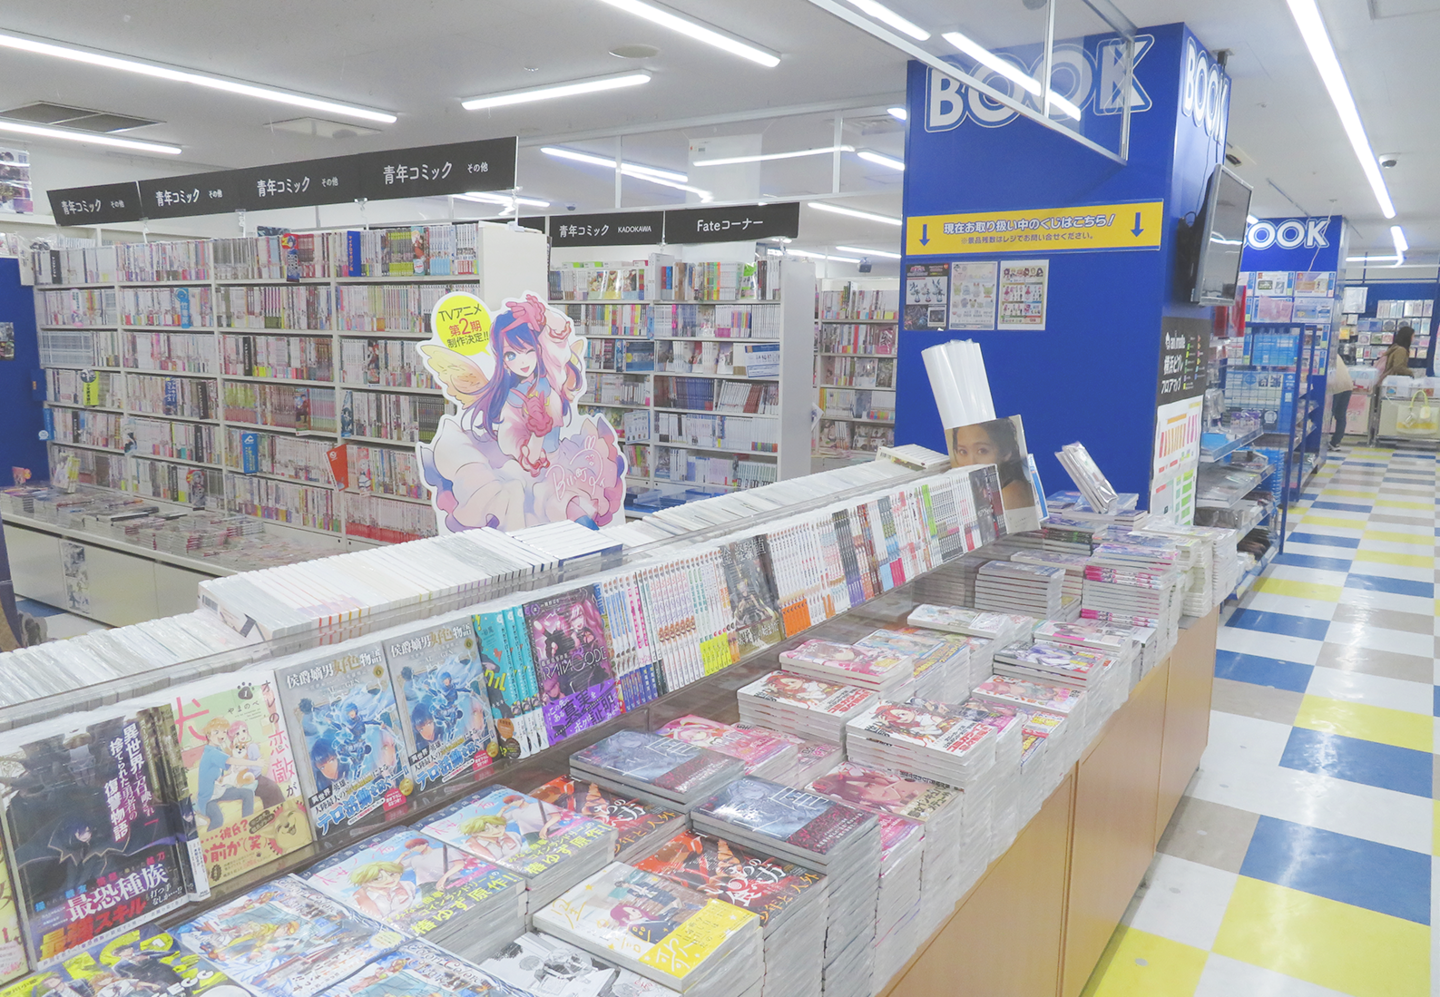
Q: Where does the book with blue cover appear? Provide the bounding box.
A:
[691,777,875,860]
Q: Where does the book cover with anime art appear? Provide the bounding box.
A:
[421,786,613,877]
[654,716,793,775]
[0,924,247,997]
[720,537,784,659]
[635,830,824,926]
[0,706,191,968]
[737,671,875,717]
[530,776,682,855]
[321,940,517,997]
[385,618,496,790]
[273,644,407,837]
[846,701,993,756]
[168,671,312,889]
[482,931,677,997]
[807,762,961,823]
[175,877,403,997]
[534,864,756,988]
[522,587,621,743]
[570,731,743,798]
[694,777,874,857]
[300,828,521,939]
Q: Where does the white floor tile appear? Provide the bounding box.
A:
[1292,522,1366,538]
[1216,627,1325,666]
[1243,592,1339,621]
[1345,561,1436,583]
[1356,538,1438,556]
[1189,752,1432,855]
[1266,565,1350,587]
[1282,542,1358,562]
[1335,588,1436,616]
[1305,664,1435,716]
[1362,519,1436,537]
[1126,855,1238,951]
[1202,711,1296,768]
[1194,954,1363,997]
[1323,619,1436,661]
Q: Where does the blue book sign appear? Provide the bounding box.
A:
[240,431,259,474]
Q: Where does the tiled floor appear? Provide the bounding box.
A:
[1083,444,1440,997]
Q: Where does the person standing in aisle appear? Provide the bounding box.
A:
[1327,354,1354,448]
[1369,326,1414,443]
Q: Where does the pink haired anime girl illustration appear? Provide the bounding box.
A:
[419,293,626,532]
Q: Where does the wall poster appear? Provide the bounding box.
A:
[904,263,950,330]
[948,261,998,331]
[417,291,626,533]
[997,259,1049,330]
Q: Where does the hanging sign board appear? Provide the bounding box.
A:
[551,211,664,247]
[47,182,144,225]
[905,200,1165,255]
[664,202,800,243]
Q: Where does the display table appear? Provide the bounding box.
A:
[879,610,1218,997]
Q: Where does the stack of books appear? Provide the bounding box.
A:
[300,827,526,962]
[636,829,829,997]
[734,721,845,788]
[535,862,764,997]
[1019,709,1073,818]
[869,813,925,984]
[693,777,882,997]
[974,561,1066,620]
[1010,549,1088,603]
[939,699,1027,860]
[807,761,965,936]
[483,931,683,996]
[1033,619,1144,687]
[657,715,801,784]
[325,939,520,997]
[906,604,1034,645]
[1037,516,1101,555]
[973,675,1089,747]
[1136,525,1217,617]
[529,775,688,864]
[736,671,878,746]
[778,640,915,697]
[852,626,969,702]
[1082,535,1183,659]
[844,700,997,791]
[421,786,618,915]
[570,730,746,812]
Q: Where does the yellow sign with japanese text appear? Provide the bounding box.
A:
[905,201,1165,255]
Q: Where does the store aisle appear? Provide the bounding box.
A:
[1083,444,1438,997]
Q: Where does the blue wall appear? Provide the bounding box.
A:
[0,258,46,480]
[1344,277,1439,376]
[897,23,1229,498]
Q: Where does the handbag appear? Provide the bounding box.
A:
[1396,390,1439,436]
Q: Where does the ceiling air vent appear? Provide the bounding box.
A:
[0,102,159,132]
[267,117,381,140]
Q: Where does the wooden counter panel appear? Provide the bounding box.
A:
[1061,661,1168,997]
[886,772,1075,997]
[1156,610,1219,843]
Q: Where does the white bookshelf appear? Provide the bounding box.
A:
[551,256,815,507]
[33,222,548,547]
[812,277,901,465]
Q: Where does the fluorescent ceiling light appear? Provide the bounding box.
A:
[1047,92,1082,121]
[844,0,930,41]
[0,118,180,154]
[694,145,854,167]
[541,145,712,201]
[887,106,907,120]
[541,145,687,183]
[857,150,904,171]
[1346,254,1400,263]
[594,0,781,67]
[788,248,862,263]
[463,72,650,111]
[837,245,901,259]
[0,30,395,124]
[1285,0,1395,219]
[1246,214,1259,224]
[943,30,1040,96]
[807,201,903,226]
[455,191,550,208]
[1391,225,1408,255]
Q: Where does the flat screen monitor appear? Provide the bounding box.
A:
[1191,165,1253,306]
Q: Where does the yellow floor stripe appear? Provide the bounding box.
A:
[1373,499,1434,510]
[1353,549,1434,568]
[1301,515,1367,529]
[1294,695,1433,752]
[1252,577,1343,601]
[1081,927,1209,997]
[1362,529,1435,544]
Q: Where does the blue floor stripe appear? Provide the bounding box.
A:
[1240,816,1431,925]
[1286,531,1362,549]
[1344,573,1435,598]
[1214,650,1313,693]
[1272,552,1355,572]
[1279,727,1433,798]
[1225,608,1332,642]
[14,598,70,619]
[1309,500,1374,513]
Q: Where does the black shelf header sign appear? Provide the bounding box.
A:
[551,210,663,247]
[47,181,145,225]
[664,202,800,244]
[51,138,519,222]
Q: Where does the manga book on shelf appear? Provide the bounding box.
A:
[421,786,614,877]
[635,829,824,926]
[530,776,682,856]
[737,671,875,717]
[694,777,874,857]
[321,940,517,997]
[532,864,756,988]
[720,536,784,658]
[472,608,541,761]
[300,828,522,940]
[175,877,404,997]
[0,705,192,968]
[384,618,497,790]
[655,716,793,774]
[807,761,960,822]
[482,931,678,997]
[273,644,408,837]
[167,670,312,889]
[0,924,246,997]
[570,731,744,799]
[522,587,622,743]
